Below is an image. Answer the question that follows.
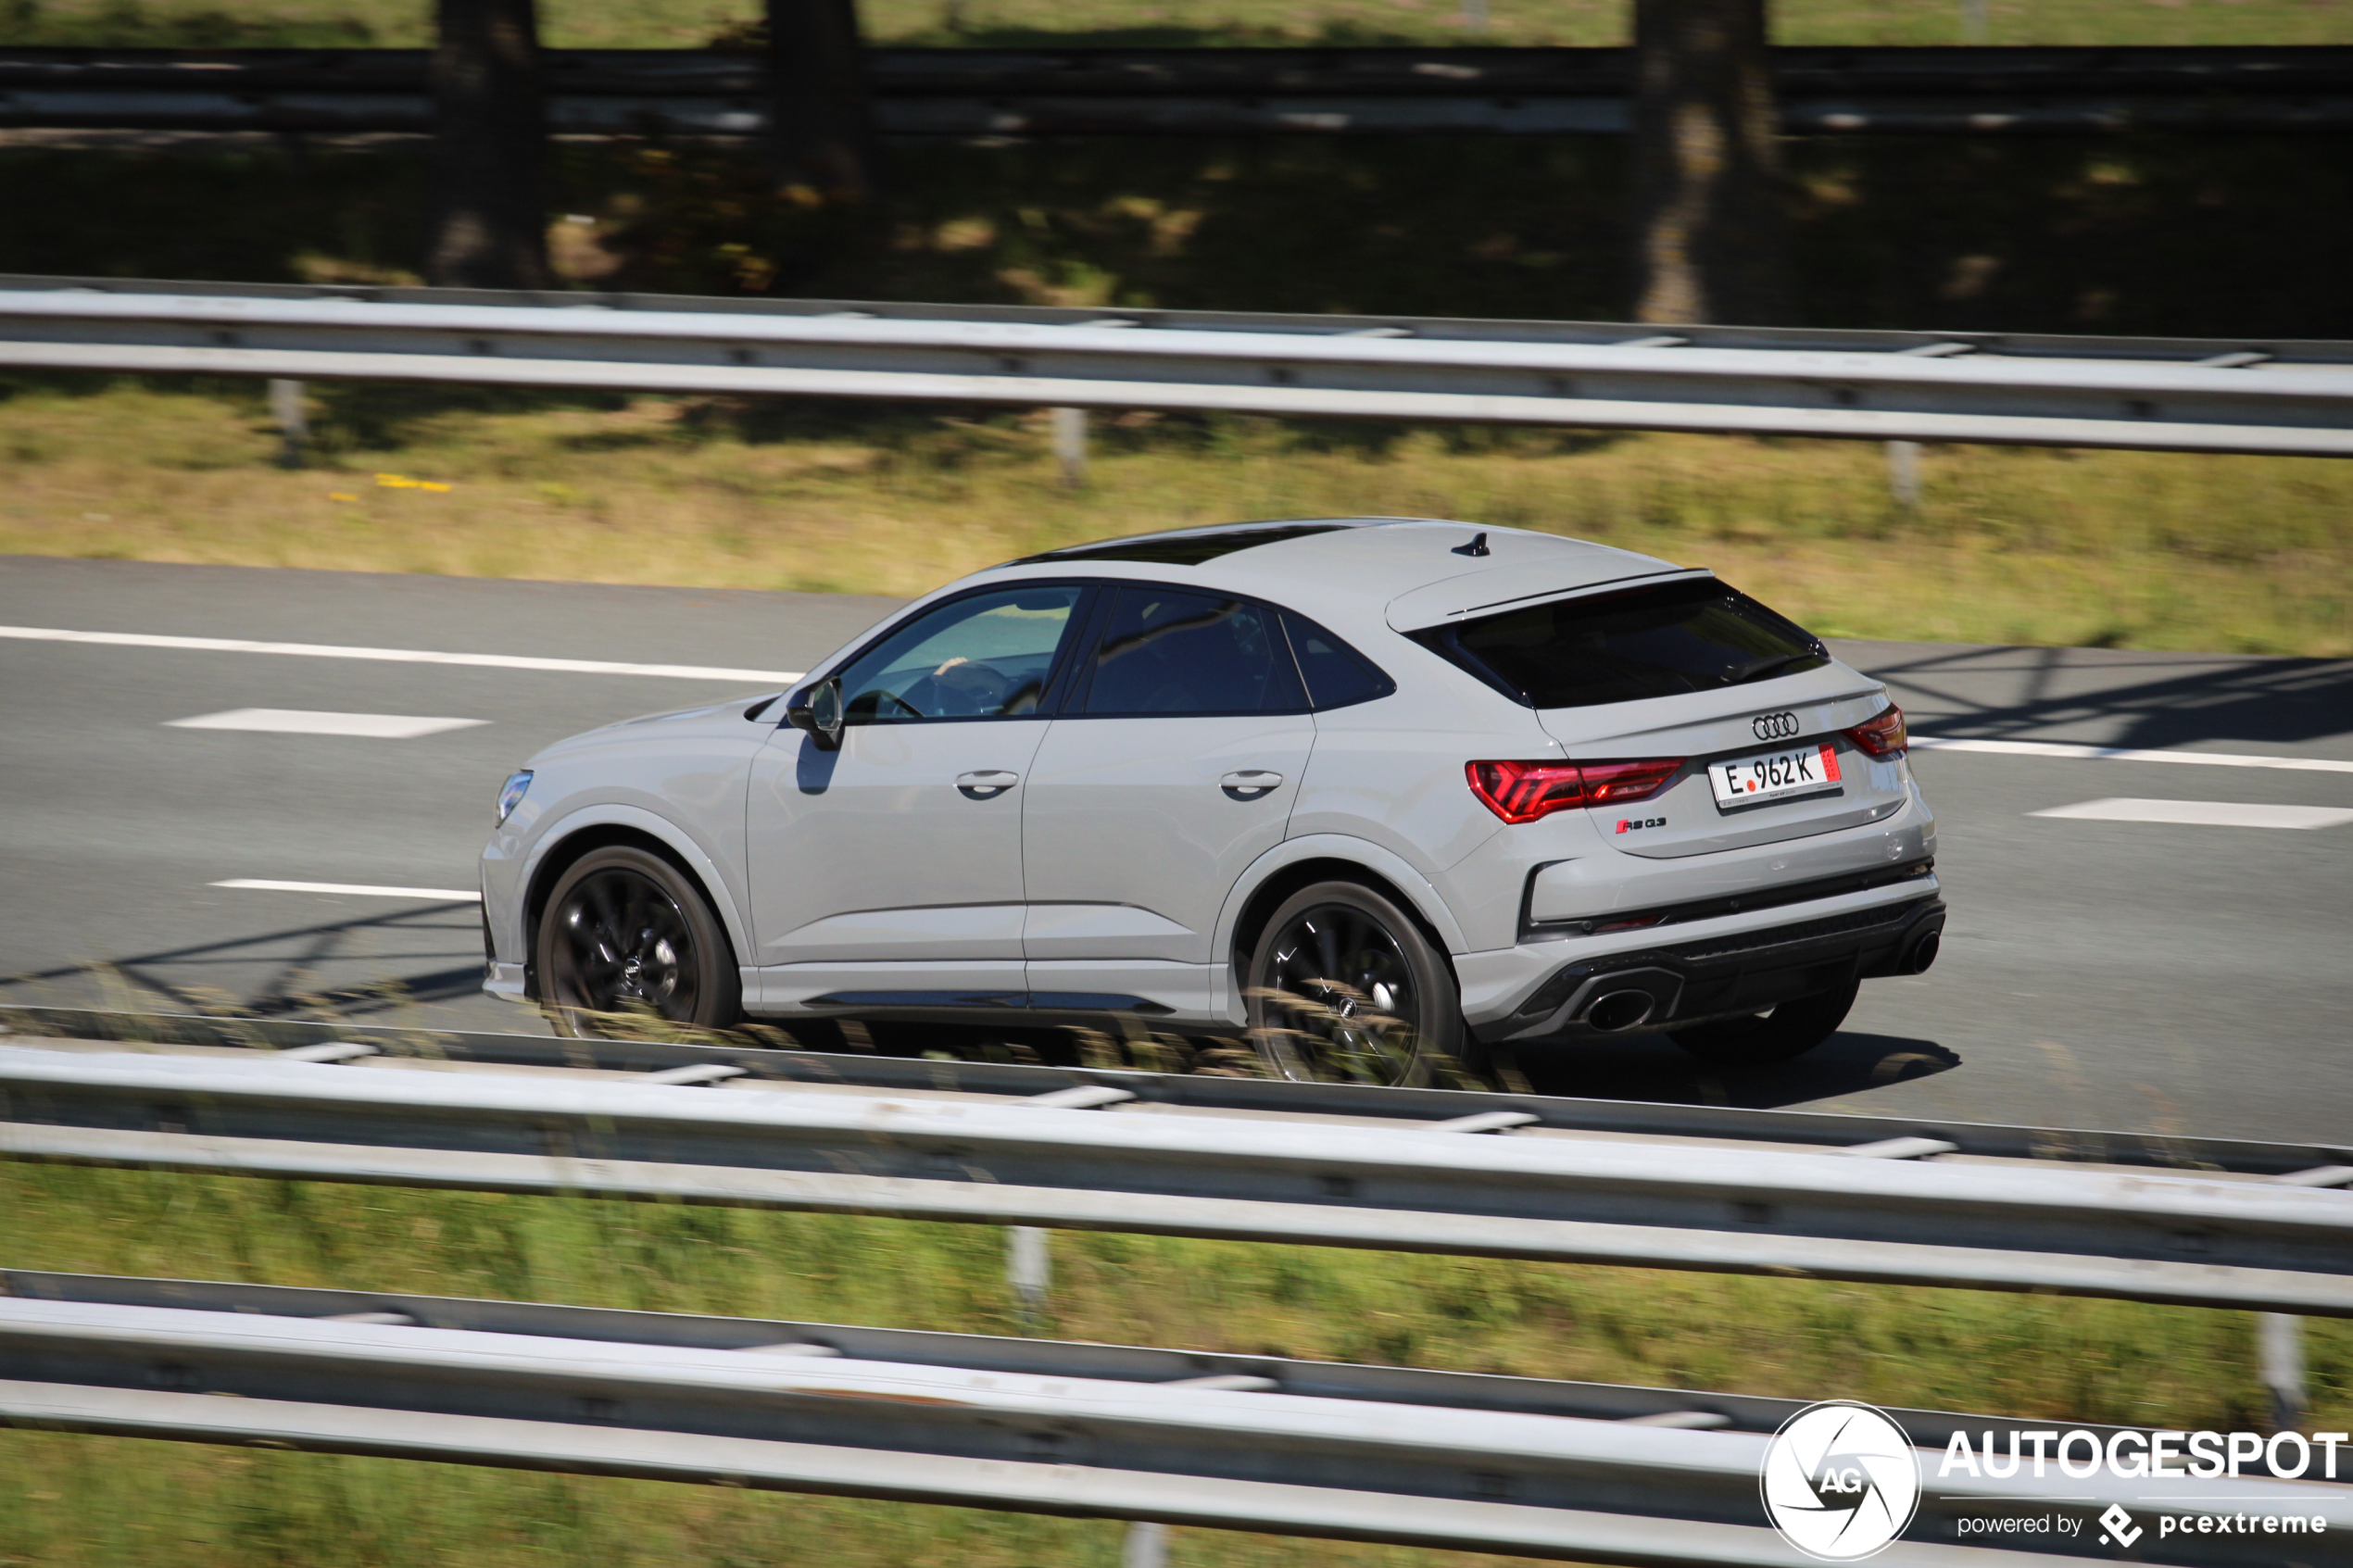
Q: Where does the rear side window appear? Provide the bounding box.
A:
[1081,587,1307,716]
[1281,611,1396,710]
[1417,579,1827,709]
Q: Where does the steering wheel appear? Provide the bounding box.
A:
[920,658,1014,716]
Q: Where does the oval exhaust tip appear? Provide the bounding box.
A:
[1905,930,1942,975]
[1585,989,1656,1033]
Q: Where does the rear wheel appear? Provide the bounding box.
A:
[1667,980,1856,1067]
[1246,881,1464,1086]
[535,846,741,1039]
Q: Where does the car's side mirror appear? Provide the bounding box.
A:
[785,678,844,750]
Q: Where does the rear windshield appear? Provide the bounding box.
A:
[1415,579,1828,709]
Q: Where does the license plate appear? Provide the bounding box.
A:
[1708,742,1842,808]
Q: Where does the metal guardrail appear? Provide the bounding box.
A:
[6,1005,2344,1179]
[4,1271,2344,1565]
[5,46,2352,136]
[3,1039,2349,1315]
[1,276,2347,454]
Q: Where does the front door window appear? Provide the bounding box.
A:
[837,586,1084,722]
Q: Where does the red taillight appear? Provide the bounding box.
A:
[1466,760,1586,824]
[1579,758,1685,804]
[1846,703,1909,759]
[1466,758,1684,824]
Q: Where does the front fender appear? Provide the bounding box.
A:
[516,803,756,982]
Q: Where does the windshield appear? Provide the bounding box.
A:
[1415,578,1828,709]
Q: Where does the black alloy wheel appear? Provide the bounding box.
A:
[535,846,741,1039]
[1667,979,1858,1067]
[1246,880,1466,1086]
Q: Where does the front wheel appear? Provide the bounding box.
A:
[1246,881,1465,1086]
[535,846,741,1039]
[1667,980,1857,1067]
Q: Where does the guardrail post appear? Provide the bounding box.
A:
[1121,1520,1169,1568]
[1962,0,1990,43]
[2260,1312,2304,1431]
[1886,439,1922,508]
[1050,406,1088,487]
[1007,1224,1051,1323]
[268,378,308,469]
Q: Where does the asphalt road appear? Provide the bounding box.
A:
[2,554,2346,1144]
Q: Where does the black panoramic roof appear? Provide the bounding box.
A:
[1005,519,1390,569]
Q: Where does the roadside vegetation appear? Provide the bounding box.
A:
[3,1159,2347,1568]
[1,376,2347,655]
[4,0,2348,48]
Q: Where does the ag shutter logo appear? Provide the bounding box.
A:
[1760,1401,1922,1561]
[1753,710,1801,741]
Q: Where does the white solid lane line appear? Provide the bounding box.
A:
[1913,736,2353,775]
[2031,798,2353,830]
[169,709,489,739]
[0,624,801,684]
[212,879,482,900]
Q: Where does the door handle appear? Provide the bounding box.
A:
[957,770,1020,798]
[1221,770,1284,799]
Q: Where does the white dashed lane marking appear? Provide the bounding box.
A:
[169,709,490,739]
[211,879,482,900]
[2031,798,2353,831]
[0,624,801,684]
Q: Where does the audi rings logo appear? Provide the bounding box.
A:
[1759,1401,1922,1561]
[1753,710,1802,741]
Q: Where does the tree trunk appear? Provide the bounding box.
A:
[427,0,548,290]
[766,0,880,204]
[1629,0,1791,325]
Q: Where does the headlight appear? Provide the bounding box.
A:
[496,770,534,825]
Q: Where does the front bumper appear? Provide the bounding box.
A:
[1475,892,1945,1044]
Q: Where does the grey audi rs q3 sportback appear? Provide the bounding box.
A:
[482,518,1944,1083]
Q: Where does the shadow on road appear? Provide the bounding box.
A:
[6,903,1971,1113]
[1840,641,2353,753]
[1502,1028,1960,1110]
[0,904,485,1022]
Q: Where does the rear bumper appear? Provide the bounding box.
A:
[1474,892,1945,1044]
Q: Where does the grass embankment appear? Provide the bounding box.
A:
[3,378,2347,655]
[3,1160,2347,1568]
[5,0,2349,49]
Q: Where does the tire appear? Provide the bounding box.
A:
[1245,880,1465,1086]
[1667,979,1857,1067]
[535,845,742,1039]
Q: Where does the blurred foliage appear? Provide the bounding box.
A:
[2,1160,2346,1567]
[4,0,2350,49]
[4,132,2352,340]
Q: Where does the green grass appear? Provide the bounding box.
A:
[2,0,2347,50]
[2,375,2348,656]
[2,1159,2347,1568]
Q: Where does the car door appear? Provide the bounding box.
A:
[744,582,1090,1010]
[1022,583,1316,1019]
